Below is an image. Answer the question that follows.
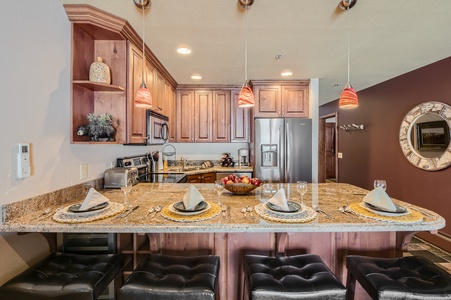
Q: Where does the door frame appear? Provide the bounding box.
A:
[318,112,339,183]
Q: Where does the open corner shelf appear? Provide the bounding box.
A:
[73,80,125,92]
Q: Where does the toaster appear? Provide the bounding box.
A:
[104,167,138,189]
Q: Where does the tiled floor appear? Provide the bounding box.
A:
[405,236,451,273]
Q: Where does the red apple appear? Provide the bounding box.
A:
[234,178,241,183]
[226,180,234,184]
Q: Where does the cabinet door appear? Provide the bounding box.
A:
[254,85,281,117]
[231,89,250,143]
[187,174,201,183]
[281,85,309,117]
[153,72,165,113]
[166,83,177,142]
[194,90,213,142]
[212,90,231,142]
[176,90,195,142]
[128,44,149,144]
[200,172,216,183]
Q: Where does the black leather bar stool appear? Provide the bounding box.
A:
[243,254,347,300]
[118,253,220,300]
[346,255,451,300]
[0,252,124,300]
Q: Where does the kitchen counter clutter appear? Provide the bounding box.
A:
[0,183,444,233]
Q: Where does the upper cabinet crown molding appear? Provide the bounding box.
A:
[64,4,177,88]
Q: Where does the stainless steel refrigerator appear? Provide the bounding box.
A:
[254,118,312,183]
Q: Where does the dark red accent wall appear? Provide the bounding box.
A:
[320,56,451,248]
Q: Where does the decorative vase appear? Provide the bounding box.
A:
[89,57,111,84]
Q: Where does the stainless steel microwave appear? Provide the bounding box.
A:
[147,110,169,145]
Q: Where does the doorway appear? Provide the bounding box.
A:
[318,112,338,183]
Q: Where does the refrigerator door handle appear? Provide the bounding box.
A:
[285,122,290,182]
[279,122,284,183]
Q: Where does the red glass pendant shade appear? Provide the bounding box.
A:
[238,86,255,107]
[339,86,358,109]
[135,82,152,108]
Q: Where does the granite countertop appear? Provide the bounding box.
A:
[0,183,445,234]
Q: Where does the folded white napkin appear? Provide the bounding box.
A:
[79,188,110,211]
[268,188,290,211]
[363,187,397,212]
[183,185,205,210]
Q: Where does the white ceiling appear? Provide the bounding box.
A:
[60,0,451,105]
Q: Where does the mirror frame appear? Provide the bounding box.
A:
[399,101,451,171]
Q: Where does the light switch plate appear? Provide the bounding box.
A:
[338,152,343,159]
[80,164,88,179]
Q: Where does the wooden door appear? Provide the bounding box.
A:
[253,85,281,117]
[325,122,336,179]
[176,90,195,142]
[128,44,148,144]
[212,90,231,142]
[231,89,250,143]
[165,83,177,142]
[153,72,165,113]
[281,85,309,117]
[200,172,216,183]
[194,90,213,142]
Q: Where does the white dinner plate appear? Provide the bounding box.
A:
[168,202,211,216]
[359,202,410,217]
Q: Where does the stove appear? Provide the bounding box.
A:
[116,154,187,183]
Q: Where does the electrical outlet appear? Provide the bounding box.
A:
[80,164,88,179]
[337,152,343,159]
[110,161,115,168]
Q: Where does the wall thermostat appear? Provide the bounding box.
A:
[17,143,31,178]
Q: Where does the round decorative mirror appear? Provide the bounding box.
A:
[399,101,451,171]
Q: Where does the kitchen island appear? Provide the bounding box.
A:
[0,183,445,300]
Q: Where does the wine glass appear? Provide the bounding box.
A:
[214,180,224,204]
[121,179,133,207]
[373,180,387,191]
[296,181,308,205]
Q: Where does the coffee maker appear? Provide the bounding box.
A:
[238,148,250,167]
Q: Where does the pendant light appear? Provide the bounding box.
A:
[134,0,152,108]
[238,0,255,108]
[339,0,358,109]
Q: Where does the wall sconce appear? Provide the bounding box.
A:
[340,124,364,131]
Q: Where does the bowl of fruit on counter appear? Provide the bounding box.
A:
[220,175,262,195]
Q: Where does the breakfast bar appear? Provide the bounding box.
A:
[0,183,445,300]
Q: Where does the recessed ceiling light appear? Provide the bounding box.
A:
[281,71,293,77]
[191,75,202,80]
[177,47,192,54]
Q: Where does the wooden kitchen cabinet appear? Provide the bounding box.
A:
[176,89,214,142]
[186,172,216,183]
[176,90,195,142]
[212,90,231,142]
[176,86,247,143]
[231,89,250,142]
[252,80,310,118]
[165,83,177,142]
[65,5,177,144]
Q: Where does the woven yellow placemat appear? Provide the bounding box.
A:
[53,202,126,223]
[349,202,423,223]
[160,202,221,222]
[254,203,317,223]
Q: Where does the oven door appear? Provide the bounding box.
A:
[147,110,169,145]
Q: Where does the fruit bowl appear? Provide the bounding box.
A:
[223,183,258,195]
